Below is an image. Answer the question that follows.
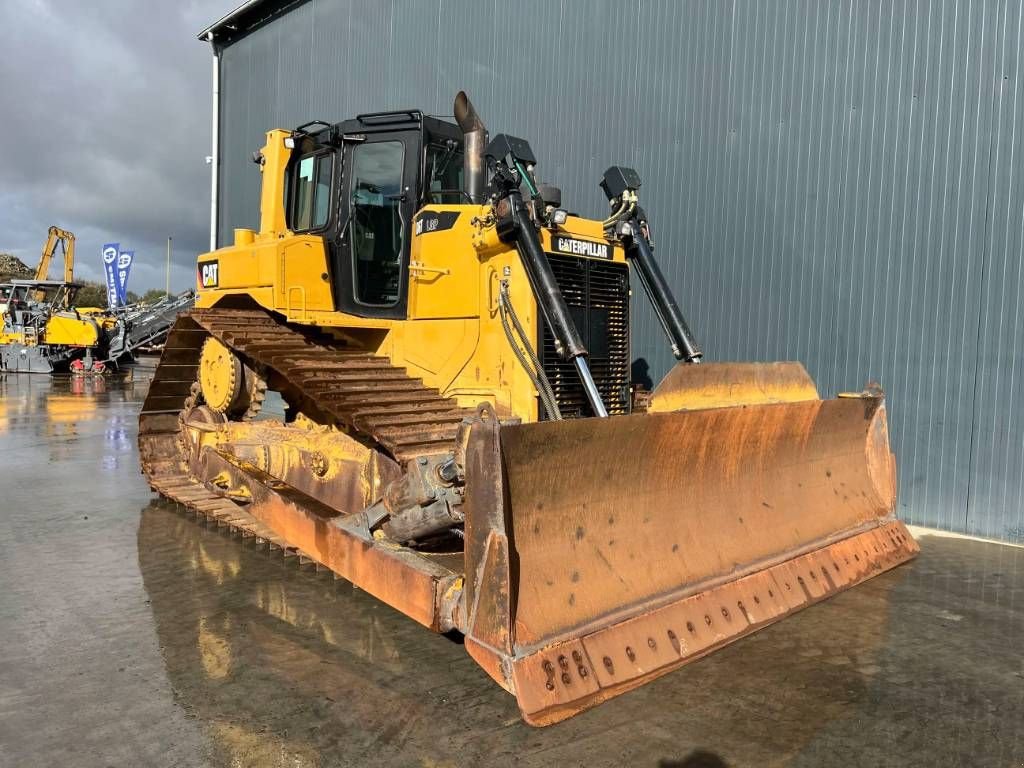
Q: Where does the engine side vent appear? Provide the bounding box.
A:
[538,254,631,418]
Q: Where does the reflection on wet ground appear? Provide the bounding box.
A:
[0,367,1022,767]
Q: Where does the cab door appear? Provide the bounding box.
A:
[332,131,419,319]
[404,139,478,320]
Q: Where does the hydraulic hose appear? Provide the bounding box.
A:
[513,159,539,197]
[498,284,562,421]
[504,294,560,419]
[601,200,627,228]
[602,193,637,229]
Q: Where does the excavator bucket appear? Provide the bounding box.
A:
[461,362,918,726]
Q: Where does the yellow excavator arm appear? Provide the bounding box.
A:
[36,226,75,284]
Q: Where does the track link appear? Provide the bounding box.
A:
[138,308,473,531]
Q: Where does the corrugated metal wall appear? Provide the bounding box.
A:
[215,0,1024,543]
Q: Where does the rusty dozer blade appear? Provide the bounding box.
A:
[460,363,918,726]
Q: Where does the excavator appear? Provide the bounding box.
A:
[0,226,123,373]
[139,92,918,726]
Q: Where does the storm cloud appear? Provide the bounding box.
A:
[0,0,236,292]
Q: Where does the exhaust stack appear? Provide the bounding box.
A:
[454,91,488,204]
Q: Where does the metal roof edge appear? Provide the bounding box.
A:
[197,0,307,46]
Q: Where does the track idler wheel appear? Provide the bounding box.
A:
[198,337,266,420]
[199,337,245,416]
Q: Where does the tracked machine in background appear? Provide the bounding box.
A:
[0,227,194,372]
[139,92,917,725]
[0,227,121,373]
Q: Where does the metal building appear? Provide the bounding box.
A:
[200,0,1024,543]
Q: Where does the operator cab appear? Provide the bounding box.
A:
[2,280,78,328]
[283,111,464,319]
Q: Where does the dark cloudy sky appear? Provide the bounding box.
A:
[0,0,238,292]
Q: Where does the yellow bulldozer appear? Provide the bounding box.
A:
[139,93,917,726]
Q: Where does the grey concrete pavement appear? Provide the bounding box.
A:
[0,368,1021,767]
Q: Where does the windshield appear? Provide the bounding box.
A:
[28,285,60,304]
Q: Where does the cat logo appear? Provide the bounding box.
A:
[198,260,219,289]
[551,235,610,259]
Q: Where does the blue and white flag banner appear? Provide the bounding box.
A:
[116,250,134,304]
[101,243,120,309]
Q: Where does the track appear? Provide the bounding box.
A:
[138,307,472,536]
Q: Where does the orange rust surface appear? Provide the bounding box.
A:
[196,449,460,631]
[500,395,897,646]
[194,417,402,516]
[510,521,918,725]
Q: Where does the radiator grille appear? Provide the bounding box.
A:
[538,254,631,418]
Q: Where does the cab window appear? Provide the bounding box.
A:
[425,142,464,204]
[289,153,333,231]
[350,140,405,306]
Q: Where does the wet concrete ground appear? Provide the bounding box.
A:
[0,367,1022,768]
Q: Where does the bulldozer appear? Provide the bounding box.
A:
[139,92,917,726]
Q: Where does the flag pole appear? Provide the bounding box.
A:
[166,237,172,297]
